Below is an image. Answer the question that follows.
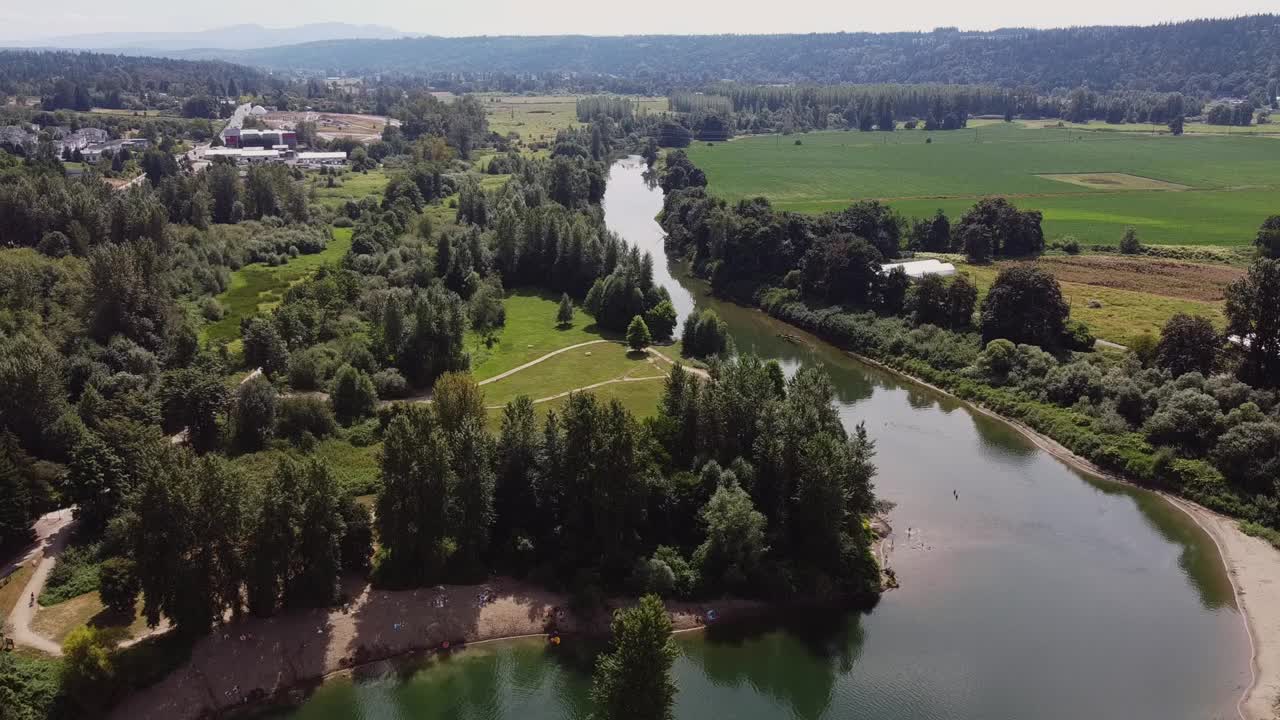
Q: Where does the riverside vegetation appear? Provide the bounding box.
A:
[659,150,1280,549]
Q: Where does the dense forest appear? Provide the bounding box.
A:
[0,51,269,111]
[206,16,1280,98]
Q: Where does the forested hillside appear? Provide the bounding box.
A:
[225,16,1280,97]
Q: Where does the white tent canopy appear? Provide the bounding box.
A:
[880,258,957,279]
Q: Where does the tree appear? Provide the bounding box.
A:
[590,594,678,720]
[469,279,506,346]
[980,266,1070,347]
[449,417,495,579]
[955,198,1044,260]
[0,439,34,553]
[241,318,289,377]
[65,432,126,536]
[627,315,652,350]
[946,274,978,329]
[644,300,678,342]
[1224,259,1280,387]
[330,364,377,425]
[693,481,768,592]
[61,626,125,712]
[1119,226,1143,255]
[1255,216,1280,259]
[556,293,575,327]
[681,310,730,358]
[909,210,951,252]
[432,371,486,435]
[1169,115,1184,136]
[1156,313,1219,377]
[375,409,453,587]
[159,367,228,453]
[232,374,277,451]
[494,396,540,571]
[97,557,139,615]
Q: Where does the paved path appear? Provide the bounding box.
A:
[4,509,75,656]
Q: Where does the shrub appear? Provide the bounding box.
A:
[276,395,338,442]
[1060,236,1081,255]
[1119,227,1143,255]
[199,297,225,322]
[330,364,378,425]
[332,216,354,228]
[287,346,336,391]
[372,368,410,399]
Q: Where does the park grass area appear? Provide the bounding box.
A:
[485,376,667,432]
[228,437,381,496]
[30,593,152,646]
[955,258,1229,346]
[481,343,660,408]
[0,561,36,622]
[466,289,620,380]
[687,125,1280,247]
[308,169,390,209]
[202,227,353,347]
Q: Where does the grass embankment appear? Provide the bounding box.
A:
[950,255,1239,346]
[687,124,1280,247]
[202,227,354,349]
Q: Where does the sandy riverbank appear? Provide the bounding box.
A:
[847,350,1280,720]
[108,577,769,720]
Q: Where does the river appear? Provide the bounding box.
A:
[276,156,1249,720]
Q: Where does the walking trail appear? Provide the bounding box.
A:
[3,509,76,656]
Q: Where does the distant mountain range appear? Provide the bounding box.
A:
[3,23,408,52]
[163,16,1279,97]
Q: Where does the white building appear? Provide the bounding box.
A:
[881,258,957,279]
[295,151,348,167]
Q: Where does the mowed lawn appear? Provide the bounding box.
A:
[485,376,667,433]
[466,289,623,380]
[480,343,660,407]
[687,125,1280,247]
[202,227,353,346]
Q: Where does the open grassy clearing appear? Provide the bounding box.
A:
[485,375,667,433]
[480,94,668,145]
[954,259,1228,346]
[30,593,153,646]
[481,343,660,408]
[307,169,390,209]
[202,227,353,347]
[1035,172,1189,191]
[228,436,381,496]
[466,289,620,380]
[688,125,1280,247]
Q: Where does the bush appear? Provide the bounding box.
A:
[1119,227,1143,255]
[276,395,338,442]
[287,346,337,391]
[331,364,377,424]
[1059,236,1081,255]
[332,216,354,228]
[98,556,139,615]
[372,368,410,399]
[41,542,102,604]
[199,297,225,322]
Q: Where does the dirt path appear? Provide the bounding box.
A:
[477,340,613,386]
[3,509,75,656]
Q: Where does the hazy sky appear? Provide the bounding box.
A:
[7,0,1278,38]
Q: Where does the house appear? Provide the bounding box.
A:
[82,138,151,164]
[60,127,109,153]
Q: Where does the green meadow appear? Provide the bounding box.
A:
[686,124,1280,246]
[202,226,354,347]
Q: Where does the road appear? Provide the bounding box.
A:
[3,509,76,656]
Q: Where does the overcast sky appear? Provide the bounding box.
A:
[6,0,1278,39]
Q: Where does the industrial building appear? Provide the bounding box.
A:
[222,127,297,150]
[82,138,151,164]
[202,147,348,167]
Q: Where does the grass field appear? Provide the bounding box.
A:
[229,436,381,496]
[30,593,153,645]
[481,343,660,408]
[308,169,391,209]
[466,289,622,380]
[951,256,1233,346]
[687,123,1280,247]
[485,376,667,432]
[480,94,668,146]
[202,227,353,347]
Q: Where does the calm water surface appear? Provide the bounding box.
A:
[278,157,1249,720]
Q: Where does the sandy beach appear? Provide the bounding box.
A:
[107,577,765,720]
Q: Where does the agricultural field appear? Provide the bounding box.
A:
[687,123,1280,247]
[480,94,668,147]
[947,254,1240,346]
